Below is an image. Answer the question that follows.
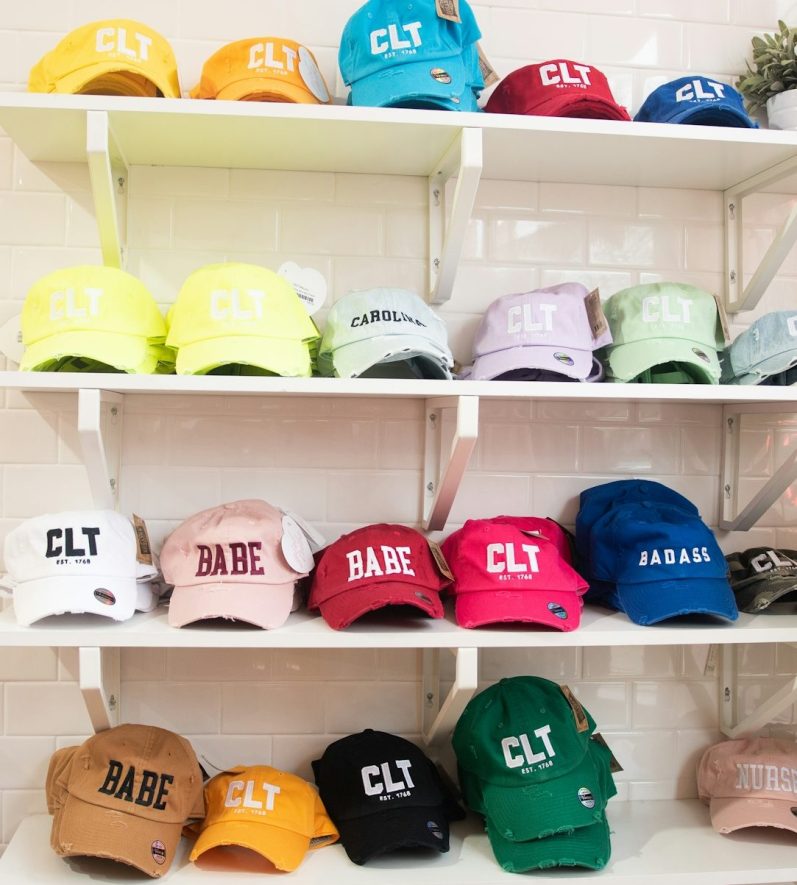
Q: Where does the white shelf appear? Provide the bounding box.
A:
[2,93,797,191]
[5,803,797,884]
[0,603,794,649]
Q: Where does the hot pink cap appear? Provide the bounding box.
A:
[441,516,588,630]
[697,737,797,835]
[308,523,450,630]
[160,500,310,629]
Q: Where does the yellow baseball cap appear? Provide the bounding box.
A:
[29,19,180,98]
[21,265,174,374]
[190,37,330,103]
[166,263,320,376]
[189,765,338,871]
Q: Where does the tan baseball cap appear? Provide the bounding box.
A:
[46,724,205,877]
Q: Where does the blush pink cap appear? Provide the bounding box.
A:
[697,737,797,835]
[440,516,588,630]
[160,499,310,629]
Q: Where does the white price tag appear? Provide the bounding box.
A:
[278,262,327,316]
[0,314,24,365]
[281,515,316,573]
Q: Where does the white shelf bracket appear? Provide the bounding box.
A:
[421,647,479,746]
[720,644,797,738]
[724,153,797,313]
[428,127,483,305]
[79,647,120,733]
[77,389,124,511]
[86,110,129,269]
[719,403,797,531]
[423,395,479,532]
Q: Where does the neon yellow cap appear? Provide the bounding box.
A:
[21,265,173,374]
[166,263,320,376]
[28,19,180,98]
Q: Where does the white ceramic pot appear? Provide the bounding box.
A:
[766,89,797,129]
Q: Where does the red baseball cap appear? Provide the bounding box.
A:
[441,516,589,630]
[308,524,451,630]
[485,59,630,121]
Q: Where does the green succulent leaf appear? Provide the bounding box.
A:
[738,20,797,112]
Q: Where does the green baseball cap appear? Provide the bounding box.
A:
[452,677,607,840]
[600,283,724,384]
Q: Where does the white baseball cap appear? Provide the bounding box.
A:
[2,510,160,625]
[318,289,454,379]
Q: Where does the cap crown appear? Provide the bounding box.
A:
[723,311,797,382]
[698,737,797,803]
[635,76,754,126]
[453,676,596,787]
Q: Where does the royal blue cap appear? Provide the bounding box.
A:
[589,500,738,626]
[634,76,758,128]
[339,0,484,111]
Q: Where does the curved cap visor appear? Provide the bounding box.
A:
[168,582,295,629]
[216,78,320,104]
[524,93,628,120]
[190,818,311,871]
[732,576,797,614]
[325,336,452,379]
[335,806,450,865]
[54,61,175,98]
[455,589,582,630]
[56,791,183,876]
[174,335,312,377]
[21,329,154,374]
[471,344,593,381]
[664,105,756,128]
[616,576,738,626]
[316,581,444,630]
[709,795,797,835]
[13,574,138,626]
[606,336,720,383]
[349,56,475,110]
[487,814,610,872]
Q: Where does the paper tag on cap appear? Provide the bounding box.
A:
[278,262,327,316]
[436,0,461,22]
[281,508,326,553]
[585,289,609,341]
[590,733,624,773]
[0,314,23,365]
[713,293,731,345]
[427,538,454,581]
[132,514,153,566]
[281,515,316,573]
[477,43,500,87]
[559,684,589,733]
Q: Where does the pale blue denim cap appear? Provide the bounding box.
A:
[721,311,797,385]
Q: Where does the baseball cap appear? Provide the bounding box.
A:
[312,729,464,864]
[635,76,758,128]
[468,283,612,382]
[308,523,450,629]
[29,20,180,98]
[2,510,161,626]
[698,737,797,834]
[721,311,797,385]
[589,500,738,625]
[339,0,484,111]
[317,288,454,379]
[600,283,725,384]
[189,765,338,870]
[485,60,630,121]
[726,548,797,614]
[160,499,313,629]
[47,724,204,877]
[452,676,609,841]
[166,263,320,376]
[190,38,331,104]
[21,265,174,374]
[440,516,588,630]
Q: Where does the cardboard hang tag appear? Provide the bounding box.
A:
[436,0,461,23]
[132,514,153,566]
[713,293,731,345]
[559,684,590,733]
[585,288,610,342]
[590,733,624,773]
[477,43,500,87]
[427,538,454,581]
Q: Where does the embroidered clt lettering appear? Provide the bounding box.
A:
[195,542,265,577]
[539,61,592,88]
[225,779,281,811]
[50,288,103,321]
[210,289,266,321]
[97,760,173,809]
[750,550,797,573]
[641,295,693,324]
[370,22,423,55]
[486,543,541,578]
[735,762,797,795]
[638,547,711,566]
[350,310,427,328]
[95,27,152,61]
[675,79,725,102]
[361,760,415,796]
[502,726,556,770]
[247,42,297,72]
[507,303,557,335]
[346,545,415,581]
[46,527,100,559]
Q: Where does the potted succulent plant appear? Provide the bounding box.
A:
[737,20,797,129]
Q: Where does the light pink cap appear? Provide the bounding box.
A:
[697,737,797,835]
[160,500,309,629]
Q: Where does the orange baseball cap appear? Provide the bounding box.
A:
[45,724,204,878]
[190,37,331,103]
[190,765,339,871]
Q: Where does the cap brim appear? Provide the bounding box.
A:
[515,93,629,121]
[321,336,452,379]
[487,813,611,872]
[173,334,313,377]
[54,61,178,99]
[13,575,139,626]
[349,56,476,111]
[454,589,582,630]
[190,819,312,871]
[315,581,444,630]
[666,105,757,128]
[606,336,720,383]
[21,329,154,374]
[709,796,797,835]
[733,576,797,614]
[471,345,594,381]
[216,78,321,104]
[168,582,295,629]
[55,792,184,876]
[334,806,450,865]
[616,576,738,626]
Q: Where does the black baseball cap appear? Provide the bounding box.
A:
[311,729,464,865]
[726,548,797,613]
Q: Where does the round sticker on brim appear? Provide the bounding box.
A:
[151,840,167,865]
[554,352,575,367]
[547,602,568,620]
[93,588,116,606]
[578,787,595,809]
[430,68,452,84]
[692,348,711,364]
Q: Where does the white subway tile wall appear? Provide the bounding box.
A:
[0,0,797,858]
